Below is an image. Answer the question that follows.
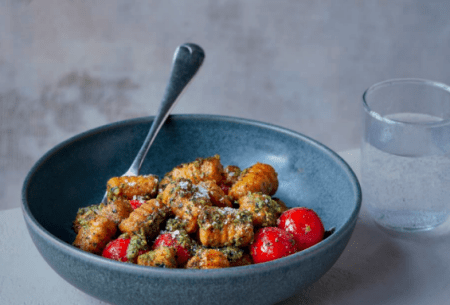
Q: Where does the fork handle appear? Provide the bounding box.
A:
[124,43,205,176]
[101,43,205,204]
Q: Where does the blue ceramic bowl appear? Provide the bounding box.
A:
[22,114,361,305]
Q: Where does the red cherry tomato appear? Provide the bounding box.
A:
[250,227,297,264]
[153,233,191,265]
[102,237,130,262]
[277,207,325,251]
[130,199,144,209]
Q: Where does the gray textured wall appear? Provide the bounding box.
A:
[1,0,450,210]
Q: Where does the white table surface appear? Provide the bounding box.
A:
[2,149,450,305]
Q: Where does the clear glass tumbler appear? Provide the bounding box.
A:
[362,78,450,232]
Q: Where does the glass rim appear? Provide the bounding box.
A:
[362,78,450,127]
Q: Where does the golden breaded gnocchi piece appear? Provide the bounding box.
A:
[228,163,278,200]
[238,192,284,227]
[118,199,170,238]
[162,155,224,185]
[160,178,213,233]
[100,199,133,224]
[106,175,159,202]
[172,202,205,234]
[159,178,210,206]
[73,215,117,254]
[185,249,230,269]
[73,203,106,234]
[192,246,252,267]
[137,246,177,268]
[197,180,232,208]
[222,165,241,186]
[198,207,254,247]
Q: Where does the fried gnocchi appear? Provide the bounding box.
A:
[197,207,254,247]
[118,199,170,238]
[160,155,224,186]
[73,154,296,269]
[238,192,284,227]
[107,175,159,202]
[73,215,117,254]
[100,198,133,225]
[137,246,178,268]
[159,178,214,233]
[186,248,230,269]
[73,203,106,234]
[228,162,278,200]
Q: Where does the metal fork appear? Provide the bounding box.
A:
[101,43,205,204]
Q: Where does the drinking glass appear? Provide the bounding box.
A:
[361,78,450,232]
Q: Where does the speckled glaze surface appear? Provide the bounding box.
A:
[22,114,361,305]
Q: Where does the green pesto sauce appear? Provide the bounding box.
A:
[218,246,244,262]
[139,250,156,263]
[175,230,193,249]
[198,207,252,230]
[77,203,105,216]
[126,233,148,262]
[248,192,282,214]
[75,203,106,230]
[165,218,187,231]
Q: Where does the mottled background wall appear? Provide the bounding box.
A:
[1,0,450,210]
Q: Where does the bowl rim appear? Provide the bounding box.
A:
[22,113,362,278]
